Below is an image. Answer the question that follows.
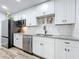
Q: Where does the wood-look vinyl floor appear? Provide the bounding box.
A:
[0,46,40,59]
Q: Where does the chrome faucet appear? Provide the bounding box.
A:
[43,25,47,35]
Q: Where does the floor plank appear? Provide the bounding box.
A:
[0,46,40,59]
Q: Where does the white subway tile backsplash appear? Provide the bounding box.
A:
[24,24,74,36]
[56,24,74,36]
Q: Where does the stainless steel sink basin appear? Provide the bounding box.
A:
[36,34,53,36]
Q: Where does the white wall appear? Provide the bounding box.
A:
[0,12,6,43]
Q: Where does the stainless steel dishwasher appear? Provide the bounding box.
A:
[23,35,33,53]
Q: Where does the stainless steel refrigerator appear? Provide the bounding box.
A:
[1,20,17,48]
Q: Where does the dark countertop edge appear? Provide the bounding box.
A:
[13,33,79,41]
[33,35,79,41]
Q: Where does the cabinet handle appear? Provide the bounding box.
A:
[65,48,67,51]
[16,38,18,40]
[62,20,67,22]
[64,20,67,22]
[40,43,44,46]
[68,49,70,52]
[62,20,65,22]
[64,42,70,44]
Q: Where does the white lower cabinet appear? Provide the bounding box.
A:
[14,34,23,49]
[33,36,79,59]
[67,47,79,59]
[33,36,54,59]
[33,37,43,56]
[55,41,66,59]
[55,39,79,59]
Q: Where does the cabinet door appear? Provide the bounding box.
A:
[14,34,23,49]
[14,34,18,46]
[76,0,79,20]
[67,47,79,59]
[33,37,44,57]
[43,38,54,59]
[55,0,76,24]
[65,0,76,24]
[55,0,65,24]
[55,39,67,59]
[17,34,23,49]
[26,15,37,26]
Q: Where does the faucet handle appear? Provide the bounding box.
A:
[43,26,46,30]
[45,30,47,35]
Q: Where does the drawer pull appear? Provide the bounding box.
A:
[64,42,70,44]
[68,49,70,52]
[62,20,65,22]
[65,48,67,51]
[16,38,18,40]
[40,43,44,45]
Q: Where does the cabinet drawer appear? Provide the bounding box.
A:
[56,39,79,48]
[64,40,79,48]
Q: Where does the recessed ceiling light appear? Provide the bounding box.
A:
[1,5,8,10]
[16,0,21,2]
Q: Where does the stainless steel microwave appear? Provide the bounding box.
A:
[16,20,26,27]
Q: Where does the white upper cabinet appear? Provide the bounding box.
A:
[65,0,76,24]
[26,16,37,26]
[55,0,65,24]
[76,0,79,21]
[55,0,76,24]
[36,0,54,16]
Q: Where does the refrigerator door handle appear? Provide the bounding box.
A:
[2,36,8,38]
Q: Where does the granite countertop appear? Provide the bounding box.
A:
[14,33,79,41]
[34,35,79,41]
[14,33,34,36]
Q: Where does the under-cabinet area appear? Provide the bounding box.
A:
[36,14,55,25]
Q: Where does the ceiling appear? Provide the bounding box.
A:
[0,0,49,14]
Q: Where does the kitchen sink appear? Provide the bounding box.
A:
[36,34,53,36]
